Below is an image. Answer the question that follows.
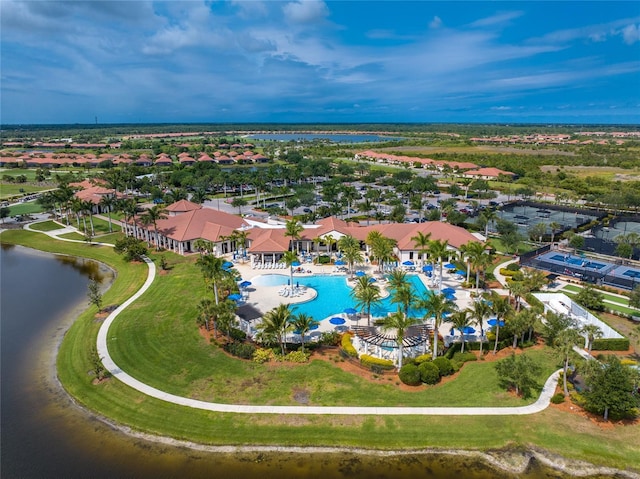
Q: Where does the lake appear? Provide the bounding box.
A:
[0,244,606,478]
[247,133,403,143]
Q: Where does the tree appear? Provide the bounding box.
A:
[568,234,585,253]
[427,239,449,294]
[575,285,605,312]
[528,223,547,243]
[87,278,103,312]
[583,355,640,420]
[387,269,409,294]
[391,284,416,318]
[549,222,562,244]
[140,204,168,251]
[113,236,148,262]
[284,218,304,253]
[90,346,107,381]
[193,239,213,257]
[507,280,528,312]
[448,309,472,353]
[630,285,640,309]
[196,254,227,305]
[351,275,382,326]
[81,199,96,237]
[416,292,457,359]
[259,304,293,356]
[380,309,420,368]
[488,292,513,354]
[99,194,117,233]
[479,208,497,238]
[366,231,395,273]
[554,328,582,396]
[120,198,139,238]
[582,324,603,352]
[338,234,363,276]
[542,311,576,346]
[291,313,318,353]
[470,299,491,355]
[411,231,431,267]
[197,298,214,332]
[1,206,11,223]
[464,241,491,293]
[280,250,299,294]
[495,353,541,398]
[231,197,247,215]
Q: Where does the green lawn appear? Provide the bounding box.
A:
[1,229,639,471]
[561,285,639,315]
[29,220,65,232]
[488,237,535,255]
[0,183,52,199]
[6,201,45,215]
[57,232,87,241]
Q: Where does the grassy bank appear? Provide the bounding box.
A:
[1,229,639,471]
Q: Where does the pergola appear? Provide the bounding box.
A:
[351,325,431,349]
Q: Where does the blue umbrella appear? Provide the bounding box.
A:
[402,260,414,266]
[459,326,476,334]
[422,265,433,272]
[291,261,301,267]
[487,319,505,327]
[355,271,366,277]
[335,260,345,265]
[442,287,456,294]
[309,323,319,330]
[239,280,252,288]
[369,277,377,283]
[344,307,358,315]
[444,293,456,300]
[455,270,466,276]
[444,263,457,269]
[228,293,242,301]
[330,317,346,325]
[223,261,234,269]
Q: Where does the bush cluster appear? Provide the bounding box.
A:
[418,361,440,385]
[228,328,247,341]
[341,333,358,357]
[550,393,565,404]
[360,354,394,371]
[591,338,630,351]
[223,341,255,359]
[432,357,455,376]
[398,363,421,385]
[398,357,456,386]
[252,348,274,364]
[285,350,310,363]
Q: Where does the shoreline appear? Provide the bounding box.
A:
[4,236,639,478]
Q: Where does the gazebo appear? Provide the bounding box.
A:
[351,325,432,365]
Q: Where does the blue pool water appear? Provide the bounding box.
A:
[251,274,431,321]
[623,270,640,279]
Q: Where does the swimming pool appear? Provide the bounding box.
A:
[251,274,431,321]
[549,254,606,269]
[623,270,640,279]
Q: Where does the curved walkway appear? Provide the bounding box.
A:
[27,218,562,416]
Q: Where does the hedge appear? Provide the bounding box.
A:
[418,361,440,385]
[360,354,395,371]
[499,268,517,277]
[398,363,422,386]
[341,333,358,357]
[591,337,630,351]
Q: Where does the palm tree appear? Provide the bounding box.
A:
[582,323,603,352]
[351,276,382,326]
[291,313,318,353]
[488,292,513,354]
[411,231,431,267]
[193,239,213,258]
[416,292,457,359]
[280,250,299,293]
[338,234,363,277]
[140,204,168,250]
[554,328,582,396]
[391,284,416,318]
[196,254,227,305]
[464,240,490,293]
[507,280,528,312]
[197,298,214,332]
[480,208,497,238]
[284,218,303,253]
[70,197,84,230]
[549,221,562,244]
[381,309,420,368]
[81,200,96,237]
[99,194,117,233]
[470,299,491,356]
[260,304,293,356]
[234,229,250,261]
[448,309,472,353]
[427,239,449,294]
[323,234,337,261]
[386,269,409,293]
[120,198,139,238]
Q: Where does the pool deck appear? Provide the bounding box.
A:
[229,260,476,339]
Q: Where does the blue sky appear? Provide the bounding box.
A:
[1,1,639,124]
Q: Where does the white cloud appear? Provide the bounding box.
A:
[469,11,523,28]
[491,106,511,110]
[620,23,640,45]
[429,16,442,29]
[283,0,328,24]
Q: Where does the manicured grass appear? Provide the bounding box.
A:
[29,220,65,232]
[561,286,639,315]
[0,183,51,199]
[58,232,87,241]
[2,229,639,471]
[6,201,45,215]
[488,237,535,255]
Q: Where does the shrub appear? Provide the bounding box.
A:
[506,262,521,271]
[319,331,340,346]
[252,348,274,364]
[360,354,395,371]
[317,255,331,264]
[414,353,432,364]
[591,338,630,351]
[223,341,255,360]
[550,393,565,404]
[451,351,478,365]
[499,268,517,277]
[419,361,440,385]
[341,333,358,357]
[620,359,638,366]
[228,328,247,341]
[285,350,310,363]
[398,363,422,386]
[113,236,148,262]
[432,357,455,376]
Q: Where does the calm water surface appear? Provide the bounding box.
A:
[0,244,612,479]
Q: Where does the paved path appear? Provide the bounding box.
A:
[24,218,562,416]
